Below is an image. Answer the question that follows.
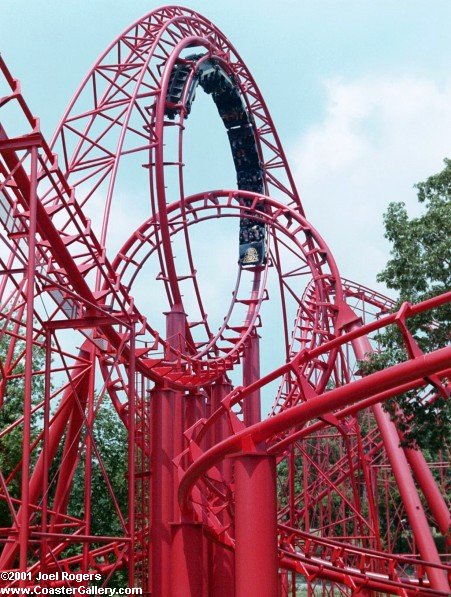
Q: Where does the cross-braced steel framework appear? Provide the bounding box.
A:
[0,6,449,596]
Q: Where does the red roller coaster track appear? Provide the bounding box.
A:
[0,6,449,596]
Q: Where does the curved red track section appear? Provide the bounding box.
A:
[0,6,449,596]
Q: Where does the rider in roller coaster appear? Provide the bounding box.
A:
[165,54,267,267]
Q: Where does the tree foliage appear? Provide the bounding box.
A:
[362,158,451,450]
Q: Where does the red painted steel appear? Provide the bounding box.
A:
[0,6,449,596]
[234,454,278,597]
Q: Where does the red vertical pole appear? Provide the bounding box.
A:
[243,333,261,427]
[170,522,205,597]
[151,305,204,597]
[182,391,208,596]
[185,390,205,432]
[165,303,186,521]
[210,380,235,597]
[240,328,269,597]
[128,325,136,586]
[279,570,289,597]
[211,380,233,468]
[151,385,174,596]
[234,453,278,597]
[168,305,208,596]
[40,328,52,574]
[19,145,38,581]
[290,446,298,597]
[82,345,96,574]
[152,304,188,596]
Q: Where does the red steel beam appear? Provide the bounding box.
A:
[179,344,451,510]
[234,454,278,597]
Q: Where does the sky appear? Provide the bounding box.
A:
[2,1,451,406]
[2,1,451,290]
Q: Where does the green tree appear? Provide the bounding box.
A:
[362,158,451,450]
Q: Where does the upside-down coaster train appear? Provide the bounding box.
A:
[0,6,449,596]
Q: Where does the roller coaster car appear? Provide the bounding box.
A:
[228,125,260,171]
[164,56,267,265]
[237,170,264,193]
[228,125,255,149]
[214,87,249,128]
[200,67,226,94]
[165,63,197,119]
[239,240,266,266]
[239,221,266,266]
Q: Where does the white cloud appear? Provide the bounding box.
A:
[290,76,451,292]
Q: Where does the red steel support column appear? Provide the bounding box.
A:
[350,332,450,592]
[151,385,174,596]
[173,387,213,597]
[279,570,289,597]
[182,390,208,597]
[185,390,205,432]
[210,380,234,597]
[372,404,449,592]
[40,328,52,574]
[353,332,450,537]
[19,145,38,580]
[402,439,450,538]
[152,304,186,596]
[128,326,136,585]
[82,345,96,575]
[171,388,208,597]
[166,303,186,520]
[243,333,261,427]
[211,380,233,466]
[234,453,278,597]
[155,303,209,597]
[171,522,205,597]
